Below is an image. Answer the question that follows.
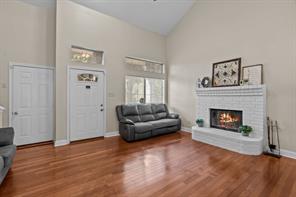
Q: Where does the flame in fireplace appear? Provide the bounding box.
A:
[219,113,239,124]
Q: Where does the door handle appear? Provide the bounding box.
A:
[13,112,19,115]
[100,104,104,111]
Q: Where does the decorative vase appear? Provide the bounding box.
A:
[197,122,204,127]
[242,132,249,137]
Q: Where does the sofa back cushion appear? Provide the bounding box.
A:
[152,104,168,120]
[116,103,169,123]
[138,104,155,122]
[0,156,3,171]
[121,105,141,122]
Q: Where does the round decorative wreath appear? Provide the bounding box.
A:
[201,77,211,88]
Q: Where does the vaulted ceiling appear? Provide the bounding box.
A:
[19,0,195,35]
[71,0,195,35]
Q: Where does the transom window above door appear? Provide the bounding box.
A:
[125,76,165,104]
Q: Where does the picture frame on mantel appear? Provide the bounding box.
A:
[242,64,263,85]
[212,58,241,87]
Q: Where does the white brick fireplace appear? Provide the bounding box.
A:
[192,85,266,155]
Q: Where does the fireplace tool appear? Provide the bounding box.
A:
[264,117,281,158]
[270,120,276,150]
[267,117,271,149]
[275,120,281,156]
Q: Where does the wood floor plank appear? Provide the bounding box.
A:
[0,131,296,197]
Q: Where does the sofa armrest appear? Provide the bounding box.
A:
[0,127,14,146]
[168,113,179,119]
[119,123,135,142]
[120,118,135,125]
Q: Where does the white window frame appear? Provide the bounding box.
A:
[125,75,166,104]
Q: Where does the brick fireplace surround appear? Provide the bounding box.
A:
[192,85,266,155]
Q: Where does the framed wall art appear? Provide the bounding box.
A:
[212,58,241,87]
[242,64,263,85]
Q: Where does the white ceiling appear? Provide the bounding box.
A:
[19,0,195,35]
[71,0,195,35]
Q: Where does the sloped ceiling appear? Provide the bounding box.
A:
[19,0,195,35]
[71,0,195,35]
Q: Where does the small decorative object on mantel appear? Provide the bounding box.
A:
[196,78,202,88]
[242,64,263,85]
[240,79,249,86]
[239,125,253,137]
[201,77,211,88]
[196,118,204,127]
[212,58,241,87]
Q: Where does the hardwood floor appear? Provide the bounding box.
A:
[1,131,296,197]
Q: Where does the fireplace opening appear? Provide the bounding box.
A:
[210,109,243,132]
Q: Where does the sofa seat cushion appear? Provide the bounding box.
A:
[134,122,153,133]
[0,145,16,168]
[150,119,180,129]
[0,157,4,171]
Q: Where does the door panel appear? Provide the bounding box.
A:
[12,66,54,145]
[19,115,32,137]
[70,69,104,141]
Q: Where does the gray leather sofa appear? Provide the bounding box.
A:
[116,104,181,142]
[0,127,16,185]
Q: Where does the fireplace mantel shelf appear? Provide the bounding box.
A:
[196,85,266,96]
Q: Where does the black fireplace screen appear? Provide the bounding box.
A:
[210,109,243,132]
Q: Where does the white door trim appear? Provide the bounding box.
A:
[9,62,55,127]
[67,65,107,143]
[9,62,55,70]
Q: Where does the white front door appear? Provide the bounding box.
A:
[12,66,54,145]
[69,69,105,141]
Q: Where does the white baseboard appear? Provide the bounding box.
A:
[280,149,296,160]
[104,131,119,137]
[54,139,69,147]
[181,127,192,133]
[53,132,119,146]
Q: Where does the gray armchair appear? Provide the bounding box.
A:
[0,127,16,185]
[116,104,181,142]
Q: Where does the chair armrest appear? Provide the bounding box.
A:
[168,113,179,119]
[120,118,135,125]
[0,127,14,146]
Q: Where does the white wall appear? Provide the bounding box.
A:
[0,0,56,126]
[55,0,166,140]
[167,1,296,151]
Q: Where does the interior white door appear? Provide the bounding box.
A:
[12,66,54,145]
[69,69,105,141]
